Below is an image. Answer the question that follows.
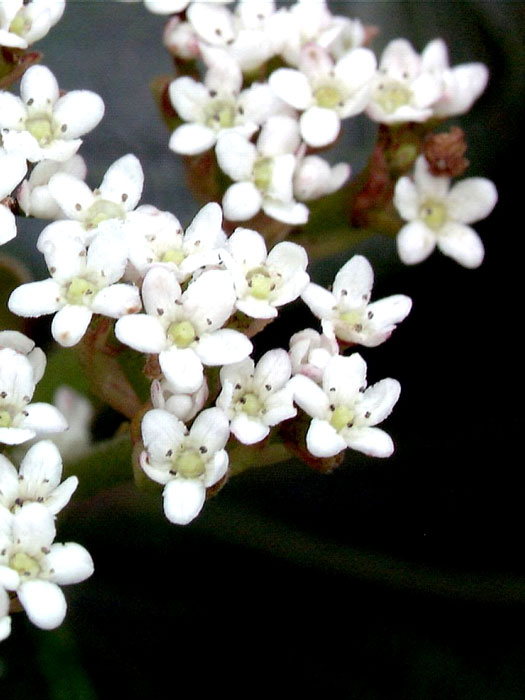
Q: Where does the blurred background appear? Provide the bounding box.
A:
[1,2,524,697]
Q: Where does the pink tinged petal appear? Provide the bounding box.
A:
[169,76,209,121]
[333,255,374,306]
[99,154,144,212]
[13,502,55,554]
[196,329,252,367]
[359,379,401,426]
[269,68,312,110]
[142,408,186,464]
[227,226,267,268]
[20,403,68,434]
[393,176,419,221]
[231,413,269,444]
[169,123,216,155]
[302,282,337,320]
[254,349,291,391]
[18,580,67,630]
[289,374,329,419]
[396,221,436,265]
[20,440,63,490]
[446,178,497,224]
[323,354,367,405]
[0,205,17,245]
[435,64,488,117]
[47,173,95,219]
[21,65,59,109]
[91,284,141,318]
[8,279,62,318]
[53,91,105,140]
[44,477,78,515]
[163,478,206,525]
[236,297,277,319]
[345,426,394,458]
[306,417,347,458]
[46,542,94,585]
[51,305,92,347]
[115,314,167,353]
[203,450,229,488]
[0,151,27,199]
[437,222,485,269]
[380,39,420,81]
[0,454,18,507]
[223,182,262,221]
[0,92,26,129]
[216,131,257,181]
[300,107,340,148]
[160,347,204,394]
[190,407,230,453]
[0,565,20,590]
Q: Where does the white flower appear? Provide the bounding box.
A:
[0,148,27,245]
[394,155,498,267]
[0,440,78,514]
[293,154,350,202]
[290,353,401,459]
[0,330,46,383]
[115,266,252,394]
[278,0,334,66]
[367,39,442,124]
[40,153,144,246]
[217,349,296,444]
[17,155,87,220]
[0,502,93,630]
[127,201,226,282]
[301,255,412,347]
[0,348,67,445]
[223,226,309,319]
[0,0,64,49]
[140,407,230,525]
[288,328,338,383]
[8,230,141,347]
[269,44,376,148]
[163,16,200,59]
[421,38,489,118]
[216,115,309,224]
[151,376,208,423]
[0,64,104,162]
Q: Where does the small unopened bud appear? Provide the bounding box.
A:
[423,127,469,177]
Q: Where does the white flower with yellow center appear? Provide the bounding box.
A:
[0,348,67,446]
[140,407,230,525]
[0,440,78,515]
[302,255,412,347]
[0,0,64,49]
[269,44,376,148]
[0,330,45,384]
[8,229,141,347]
[394,156,498,267]
[223,226,309,319]
[0,502,93,631]
[290,353,401,459]
[0,148,27,246]
[115,266,252,394]
[366,39,442,124]
[217,349,296,444]
[0,64,104,163]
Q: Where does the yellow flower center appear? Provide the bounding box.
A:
[173,449,205,478]
[253,157,273,192]
[9,13,29,37]
[205,98,236,130]
[247,268,273,300]
[162,249,185,265]
[168,320,197,348]
[420,200,447,231]
[26,115,54,146]
[340,310,362,326]
[375,82,412,114]
[330,405,355,432]
[9,552,41,579]
[314,84,343,110]
[238,392,262,417]
[84,199,125,229]
[66,277,96,305]
[0,410,12,428]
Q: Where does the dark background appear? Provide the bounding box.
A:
[1,2,524,697]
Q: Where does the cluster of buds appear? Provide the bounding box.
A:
[0,0,498,643]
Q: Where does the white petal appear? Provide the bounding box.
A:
[160,347,204,394]
[359,379,401,426]
[306,417,347,458]
[231,413,269,444]
[19,440,62,490]
[0,92,26,130]
[0,150,27,199]
[254,349,291,391]
[323,354,367,405]
[300,107,340,148]
[223,182,262,221]
[21,65,59,110]
[189,407,230,454]
[227,226,267,268]
[301,282,336,320]
[91,284,141,318]
[44,477,79,515]
[169,76,208,121]
[446,178,497,224]
[437,222,485,269]
[142,408,186,465]
[13,502,55,554]
[393,176,419,221]
[8,279,62,318]
[20,403,68,434]
[115,314,167,353]
[184,201,224,248]
[333,255,373,306]
[51,305,92,347]
[183,269,235,331]
[46,542,94,585]
[169,123,216,155]
[345,426,394,458]
[396,221,436,265]
[215,132,257,181]
[0,565,19,591]
[18,580,67,630]
[53,91,105,140]
[289,374,329,419]
[195,329,252,366]
[163,478,206,525]
[203,450,229,488]
[0,454,18,507]
[269,68,312,110]
[0,205,17,245]
[99,154,144,212]
[47,173,95,219]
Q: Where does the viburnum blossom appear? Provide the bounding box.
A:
[290,353,401,459]
[0,64,104,162]
[140,407,230,525]
[367,38,442,124]
[216,115,309,224]
[288,328,338,383]
[115,266,252,393]
[223,226,309,319]
[217,349,296,444]
[0,148,27,245]
[293,153,350,202]
[394,155,498,267]
[0,0,64,49]
[8,229,141,347]
[0,348,67,445]
[301,255,412,347]
[0,440,78,514]
[269,44,376,148]
[0,502,93,631]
